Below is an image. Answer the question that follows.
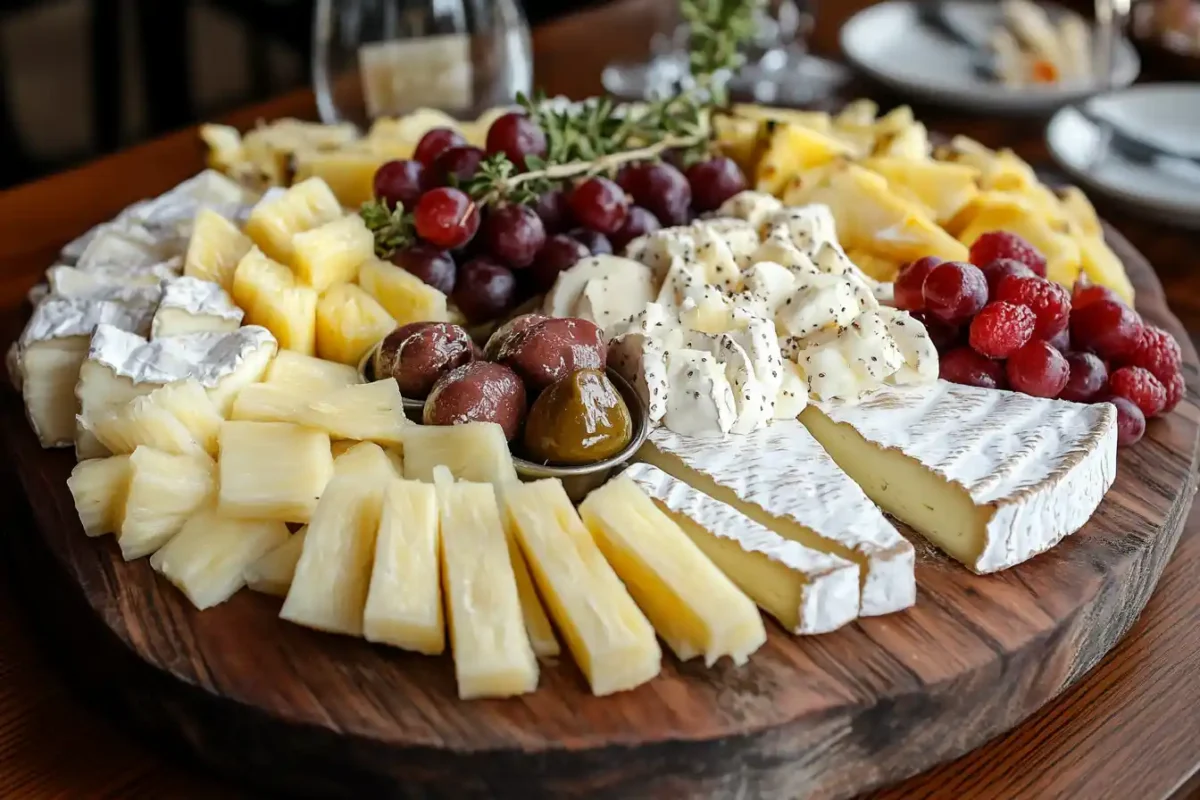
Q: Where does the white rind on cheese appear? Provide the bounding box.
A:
[803,381,1118,574]
[151,276,244,338]
[641,421,915,616]
[18,295,157,350]
[85,323,275,389]
[48,259,181,297]
[622,462,861,634]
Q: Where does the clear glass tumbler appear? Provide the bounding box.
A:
[312,0,533,128]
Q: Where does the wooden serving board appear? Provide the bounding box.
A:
[3,226,1198,800]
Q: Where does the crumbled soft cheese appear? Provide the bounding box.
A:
[716,190,784,230]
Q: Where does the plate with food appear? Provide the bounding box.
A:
[3,6,1196,797]
[841,0,1141,114]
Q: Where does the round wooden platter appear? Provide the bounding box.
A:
[3,226,1198,800]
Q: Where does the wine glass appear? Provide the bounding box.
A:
[312,0,533,128]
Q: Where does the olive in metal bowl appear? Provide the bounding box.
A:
[373,322,475,399]
[522,368,632,465]
[423,361,527,441]
[494,317,606,395]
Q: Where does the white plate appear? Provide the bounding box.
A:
[1046,84,1200,229]
[840,1,1140,115]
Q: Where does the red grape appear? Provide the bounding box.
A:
[922,261,988,322]
[617,162,689,226]
[894,256,942,311]
[968,231,1047,277]
[1046,327,1071,352]
[485,112,547,171]
[533,188,572,233]
[483,204,545,268]
[390,244,456,294]
[913,311,963,352]
[570,228,613,255]
[453,257,516,324]
[529,234,589,291]
[1058,352,1108,402]
[980,258,1033,296]
[611,206,661,250]
[434,145,485,187]
[1071,281,1122,309]
[414,127,466,167]
[939,346,1006,389]
[1069,299,1143,359]
[686,157,747,212]
[570,177,630,235]
[1006,340,1070,397]
[1109,396,1146,446]
[414,187,480,250]
[373,159,426,210]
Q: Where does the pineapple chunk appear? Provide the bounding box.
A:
[294,150,386,212]
[363,479,444,653]
[217,421,334,523]
[291,214,375,292]
[1059,185,1103,239]
[244,526,308,596]
[956,197,1082,287]
[232,248,319,355]
[184,209,253,290]
[315,283,396,365]
[263,349,361,393]
[298,379,409,445]
[67,455,132,537]
[150,506,289,610]
[1078,233,1135,304]
[74,359,162,459]
[845,248,904,283]
[21,336,90,447]
[230,383,306,424]
[118,447,216,560]
[506,531,560,658]
[357,258,449,325]
[243,177,343,264]
[860,157,980,225]
[399,422,518,484]
[435,468,538,699]
[330,440,400,479]
[87,379,221,457]
[580,476,767,667]
[755,123,855,195]
[280,462,392,635]
[505,479,661,696]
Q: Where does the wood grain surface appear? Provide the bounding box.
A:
[0,0,1198,797]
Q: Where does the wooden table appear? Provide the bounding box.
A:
[0,1,1197,797]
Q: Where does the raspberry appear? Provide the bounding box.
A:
[1162,371,1186,415]
[1122,325,1182,385]
[1069,299,1143,360]
[894,256,942,311]
[980,258,1033,296]
[969,231,1047,277]
[913,312,963,352]
[994,273,1071,340]
[1006,340,1070,397]
[939,346,1006,389]
[1071,281,1122,309]
[1058,352,1108,403]
[922,261,988,323]
[1109,396,1146,447]
[1107,366,1167,417]
[969,301,1036,358]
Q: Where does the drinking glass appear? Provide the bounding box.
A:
[312,0,533,128]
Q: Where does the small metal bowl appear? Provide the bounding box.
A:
[358,341,426,422]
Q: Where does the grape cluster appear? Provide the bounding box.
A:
[894,231,1186,447]
[371,112,748,325]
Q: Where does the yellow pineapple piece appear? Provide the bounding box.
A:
[184,209,253,291]
[217,421,334,523]
[363,479,444,653]
[860,157,980,225]
[244,177,343,264]
[244,526,308,597]
[956,196,1082,287]
[845,248,904,283]
[713,113,765,173]
[356,257,449,326]
[755,123,855,195]
[232,248,319,355]
[1059,185,1103,239]
[280,443,394,635]
[399,422,517,483]
[200,124,243,172]
[733,103,833,132]
[1078,234,1135,304]
[263,349,361,393]
[87,379,222,458]
[67,455,132,537]
[118,447,216,560]
[293,150,387,209]
[290,214,375,292]
[150,506,289,610]
[329,439,401,479]
[229,383,307,424]
[297,379,409,446]
[315,283,396,365]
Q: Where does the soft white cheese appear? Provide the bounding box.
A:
[542,254,654,332]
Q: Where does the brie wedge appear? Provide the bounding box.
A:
[151,277,244,338]
[800,381,1119,573]
[622,463,861,634]
[640,421,915,616]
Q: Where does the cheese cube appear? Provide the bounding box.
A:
[217,421,334,523]
[504,479,660,696]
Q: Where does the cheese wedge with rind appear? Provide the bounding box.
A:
[505,479,660,696]
[435,468,538,699]
[362,479,444,654]
[623,462,861,635]
[800,381,1118,573]
[640,421,915,616]
[579,474,767,666]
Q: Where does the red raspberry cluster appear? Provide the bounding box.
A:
[894,231,1187,447]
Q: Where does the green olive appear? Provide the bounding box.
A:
[522,369,633,465]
